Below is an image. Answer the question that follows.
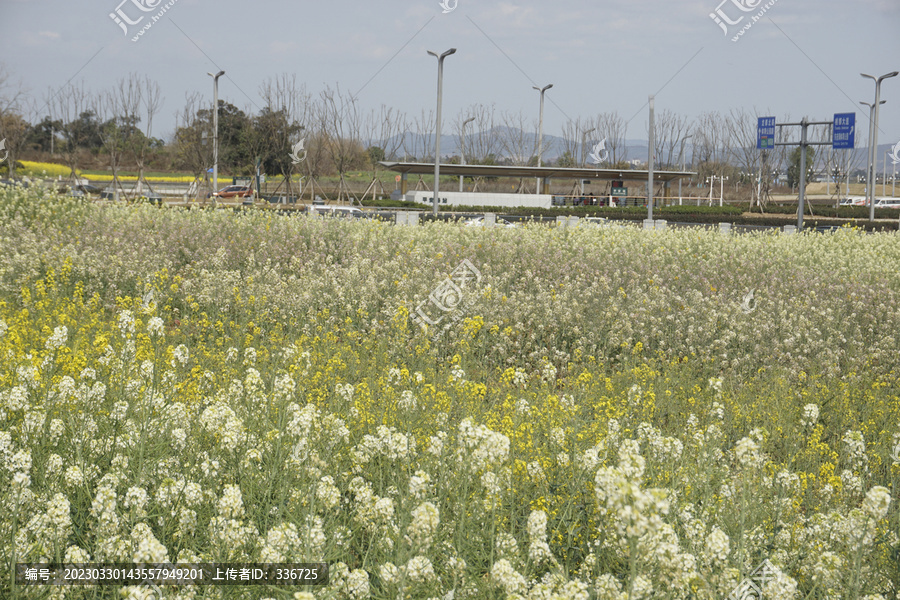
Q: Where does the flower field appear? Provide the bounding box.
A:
[1,184,900,600]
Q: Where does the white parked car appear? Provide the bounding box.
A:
[874,198,900,209]
[464,216,519,228]
[309,205,364,219]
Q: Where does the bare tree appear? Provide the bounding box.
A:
[413,108,435,163]
[558,119,580,167]
[0,65,28,179]
[319,84,365,204]
[48,81,92,185]
[653,109,692,169]
[359,104,407,201]
[594,111,628,166]
[498,109,532,165]
[256,74,309,199]
[172,92,211,200]
[693,111,727,167]
[95,86,128,200]
[370,104,406,161]
[458,103,498,164]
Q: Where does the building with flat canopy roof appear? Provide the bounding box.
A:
[379,161,696,208]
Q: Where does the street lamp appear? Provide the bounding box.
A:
[427,48,456,216]
[677,134,693,205]
[533,83,552,193]
[207,70,225,204]
[860,99,886,213]
[460,115,474,192]
[861,71,898,220]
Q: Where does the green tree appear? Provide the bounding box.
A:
[367,145,385,166]
[787,146,815,190]
[556,151,576,168]
[24,116,63,153]
[68,110,104,152]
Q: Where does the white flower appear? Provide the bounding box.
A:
[345,569,369,599]
[373,496,394,521]
[147,317,165,336]
[862,486,891,520]
[594,574,622,600]
[409,470,431,499]
[124,487,149,513]
[512,368,527,386]
[705,527,730,563]
[398,390,417,411]
[46,325,68,350]
[131,522,169,562]
[317,476,341,509]
[734,436,763,469]
[171,344,190,367]
[527,510,548,542]
[801,403,819,427]
[495,532,518,559]
[378,562,400,585]
[527,460,546,481]
[336,383,355,402]
[118,310,135,337]
[490,559,526,595]
[762,571,798,599]
[407,502,440,549]
[217,484,244,519]
[405,556,435,583]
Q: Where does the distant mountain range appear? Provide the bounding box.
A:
[380,128,897,172]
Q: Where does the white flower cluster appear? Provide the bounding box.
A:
[171,343,189,367]
[356,425,415,462]
[200,401,245,451]
[336,382,355,403]
[147,316,165,336]
[526,509,555,564]
[842,429,868,472]
[862,486,891,520]
[801,403,819,428]
[398,389,417,411]
[734,436,764,470]
[490,558,527,595]
[704,526,730,564]
[409,470,431,500]
[457,418,510,473]
[328,562,370,600]
[407,502,440,550]
[317,475,342,509]
[594,440,670,539]
[45,325,68,350]
[131,522,169,562]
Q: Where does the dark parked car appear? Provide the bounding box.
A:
[211,185,254,199]
[77,184,104,196]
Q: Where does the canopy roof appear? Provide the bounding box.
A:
[379,161,695,182]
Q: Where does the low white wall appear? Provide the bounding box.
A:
[405,191,552,209]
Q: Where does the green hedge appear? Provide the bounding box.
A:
[437,204,743,219]
[734,202,900,220]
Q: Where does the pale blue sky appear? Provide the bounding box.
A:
[1,0,898,152]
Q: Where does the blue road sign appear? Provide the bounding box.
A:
[757,117,775,150]
[833,113,855,149]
